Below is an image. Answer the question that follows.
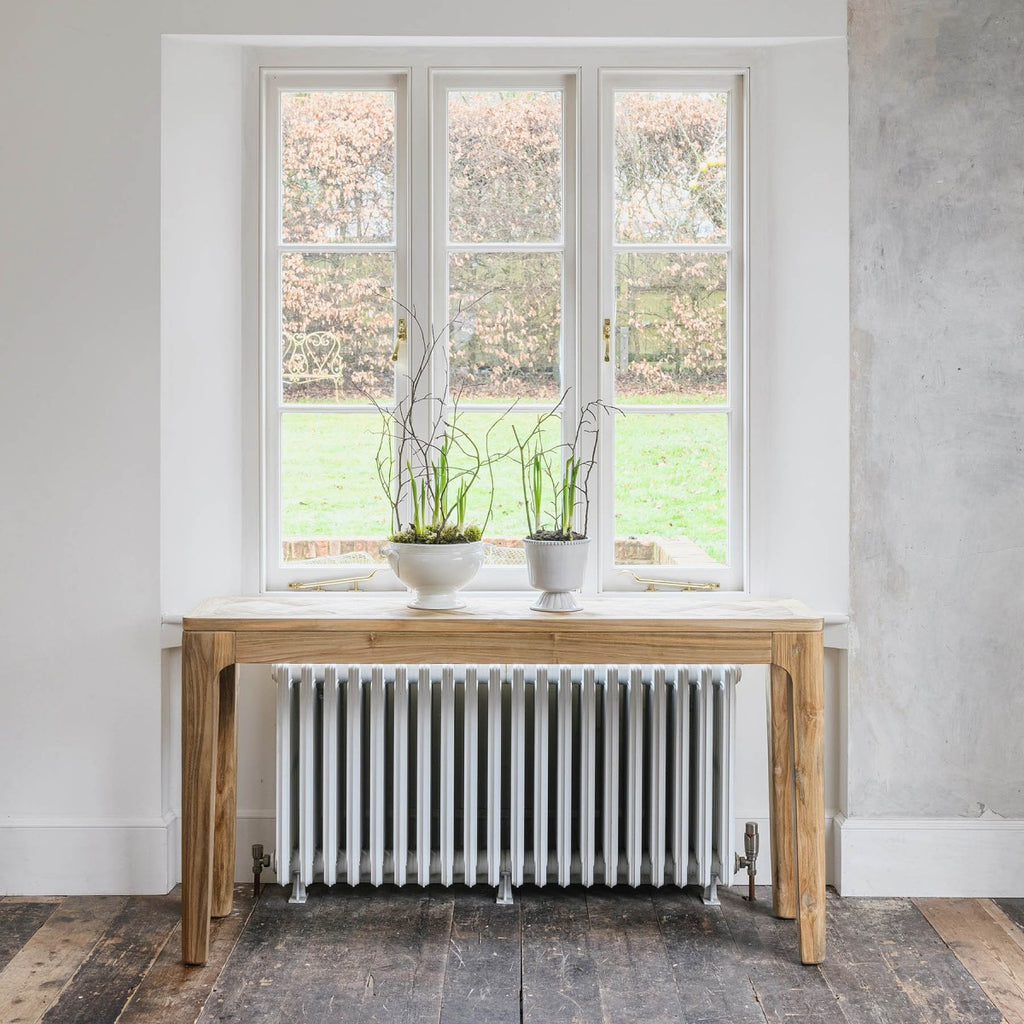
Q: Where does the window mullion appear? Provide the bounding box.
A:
[590,64,615,589]
[610,242,732,255]
[279,243,398,255]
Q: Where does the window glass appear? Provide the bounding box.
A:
[612,89,732,570]
[281,412,390,564]
[281,252,395,404]
[614,413,728,566]
[448,252,563,402]
[281,90,395,244]
[443,84,569,557]
[614,91,727,244]
[275,86,399,566]
[613,252,727,405]
[447,90,562,244]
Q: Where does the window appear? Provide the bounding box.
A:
[261,57,745,592]
[603,74,744,588]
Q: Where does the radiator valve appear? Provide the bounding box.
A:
[734,821,759,901]
[252,843,271,899]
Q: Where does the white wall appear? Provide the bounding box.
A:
[1,0,848,895]
[161,39,245,616]
[0,4,165,892]
[749,39,850,612]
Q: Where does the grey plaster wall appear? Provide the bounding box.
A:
[849,0,1024,817]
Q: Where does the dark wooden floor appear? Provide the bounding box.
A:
[1,884,1022,1024]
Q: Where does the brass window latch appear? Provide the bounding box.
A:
[620,569,721,592]
[391,317,407,362]
[288,569,380,592]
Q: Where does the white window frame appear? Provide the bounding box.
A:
[257,49,747,595]
[430,69,579,591]
[598,70,746,592]
[262,69,410,592]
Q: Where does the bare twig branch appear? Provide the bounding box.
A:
[362,298,512,543]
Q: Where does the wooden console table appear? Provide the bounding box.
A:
[180,593,825,965]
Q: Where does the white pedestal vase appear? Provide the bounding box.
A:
[523,537,591,612]
[382,541,484,609]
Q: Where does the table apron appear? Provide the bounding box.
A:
[231,630,775,666]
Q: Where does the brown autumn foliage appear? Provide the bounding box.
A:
[279,89,728,402]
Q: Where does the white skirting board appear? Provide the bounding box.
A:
[20,812,1024,897]
[834,814,1024,897]
[0,815,177,896]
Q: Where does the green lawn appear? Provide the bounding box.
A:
[281,409,727,562]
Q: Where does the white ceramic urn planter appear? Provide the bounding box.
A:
[524,537,591,612]
[382,541,484,610]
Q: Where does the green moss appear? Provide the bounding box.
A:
[388,524,483,545]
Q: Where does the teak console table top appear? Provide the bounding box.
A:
[180,593,825,966]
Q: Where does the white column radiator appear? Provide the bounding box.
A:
[273,663,740,903]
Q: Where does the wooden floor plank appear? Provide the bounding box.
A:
[1,898,66,905]
[117,884,255,1024]
[312,885,453,1024]
[653,887,766,1024]
[821,896,929,1024]
[823,893,1001,1024]
[0,902,63,975]
[877,898,1002,1024]
[1,885,1019,1024]
[194,883,310,1024]
[582,887,686,1024]
[717,887,847,1024]
[38,895,180,1024]
[917,897,1024,1024]
[993,898,1024,934]
[0,895,127,1024]
[202,884,454,1024]
[520,887,602,1024]
[440,887,521,1024]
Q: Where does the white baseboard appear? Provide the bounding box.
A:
[835,813,1024,896]
[0,812,282,895]
[0,815,177,895]
[160,811,282,888]
[35,810,1015,897]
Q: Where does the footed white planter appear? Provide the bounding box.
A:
[382,541,484,609]
[524,537,591,612]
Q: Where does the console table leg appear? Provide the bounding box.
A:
[773,631,826,965]
[213,664,239,918]
[181,631,234,966]
[767,664,796,919]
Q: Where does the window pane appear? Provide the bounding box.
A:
[281,252,394,403]
[448,90,562,244]
[614,91,727,244]
[455,412,563,555]
[614,252,727,404]
[281,90,395,244]
[614,413,727,565]
[281,413,390,564]
[448,252,562,401]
